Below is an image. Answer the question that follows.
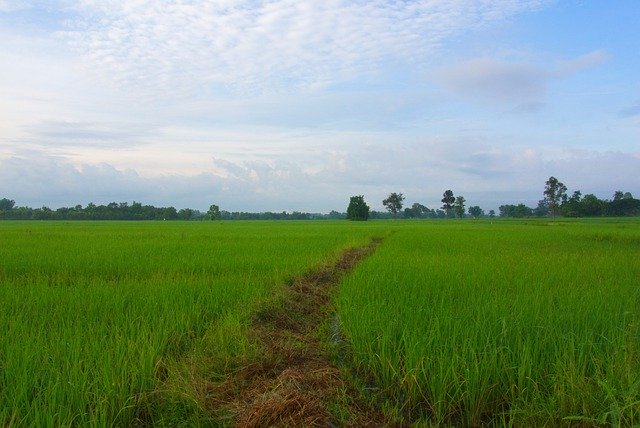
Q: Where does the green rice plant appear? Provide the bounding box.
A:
[0,220,377,426]
[338,219,640,425]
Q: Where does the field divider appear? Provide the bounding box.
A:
[204,236,388,427]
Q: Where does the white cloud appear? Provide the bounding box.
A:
[3,140,637,213]
[59,0,549,97]
[4,1,637,214]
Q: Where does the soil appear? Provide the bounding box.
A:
[205,237,394,427]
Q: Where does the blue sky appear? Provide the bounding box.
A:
[0,0,638,212]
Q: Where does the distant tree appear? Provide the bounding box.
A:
[382,192,405,219]
[441,190,455,218]
[404,202,428,219]
[208,204,221,220]
[488,209,496,218]
[178,208,194,220]
[328,210,346,220]
[582,194,604,216]
[454,196,466,218]
[0,198,15,211]
[468,205,483,219]
[533,199,549,217]
[499,204,533,218]
[347,195,370,221]
[562,190,583,217]
[543,176,567,218]
[608,192,640,216]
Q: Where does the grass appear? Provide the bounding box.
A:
[0,220,376,426]
[2,218,639,426]
[337,218,640,425]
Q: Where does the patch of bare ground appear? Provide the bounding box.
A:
[206,237,395,427]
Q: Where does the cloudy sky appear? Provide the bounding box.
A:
[1,0,638,212]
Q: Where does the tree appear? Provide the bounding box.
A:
[382,192,405,219]
[441,190,455,218]
[582,194,604,216]
[499,204,533,218]
[454,196,466,218]
[488,209,496,218]
[543,176,567,218]
[468,205,483,219]
[0,198,15,211]
[208,204,221,220]
[608,192,640,216]
[562,190,583,217]
[533,199,549,217]
[404,202,428,219]
[346,195,369,221]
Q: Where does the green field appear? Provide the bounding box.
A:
[339,219,640,425]
[0,221,375,426]
[1,219,639,426]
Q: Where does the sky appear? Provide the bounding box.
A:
[0,0,638,213]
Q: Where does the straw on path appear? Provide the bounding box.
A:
[207,238,392,427]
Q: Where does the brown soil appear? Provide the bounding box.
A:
[206,238,394,427]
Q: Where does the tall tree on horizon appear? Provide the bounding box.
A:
[441,190,455,219]
[454,195,466,218]
[383,192,405,219]
[543,176,567,218]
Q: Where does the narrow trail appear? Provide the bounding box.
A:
[206,237,390,427]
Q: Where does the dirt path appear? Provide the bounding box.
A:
[206,238,390,427]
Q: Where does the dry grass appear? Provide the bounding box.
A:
[205,239,390,427]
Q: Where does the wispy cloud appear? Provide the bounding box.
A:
[436,49,610,107]
[437,58,546,103]
[28,120,158,148]
[0,1,30,12]
[554,49,610,77]
[58,0,548,97]
[619,104,640,118]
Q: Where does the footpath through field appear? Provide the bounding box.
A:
[206,237,390,427]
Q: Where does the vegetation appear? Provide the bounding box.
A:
[453,195,466,218]
[2,218,640,425]
[441,190,455,218]
[382,192,405,219]
[338,218,640,425]
[0,221,375,426]
[468,205,483,219]
[346,195,370,221]
[1,178,638,221]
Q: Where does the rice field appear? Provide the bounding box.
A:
[0,221,375,426]
[1,218,639,426]
[338,218,640,425]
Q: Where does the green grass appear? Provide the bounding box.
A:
[0,221,377,426]
[3,218,639,426]
[338,218,640,425]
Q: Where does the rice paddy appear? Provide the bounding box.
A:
[1,218,639,426]
[0,221,374,426]
[338,218,640,425]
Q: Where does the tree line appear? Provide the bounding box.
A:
[347,177,638,221]
[498,177,639,218]
[1,176,637,221]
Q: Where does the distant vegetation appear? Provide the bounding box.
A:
[1,176,638,220]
